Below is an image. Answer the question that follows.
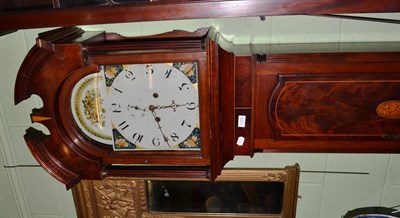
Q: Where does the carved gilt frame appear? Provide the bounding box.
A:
[72,165,300,218]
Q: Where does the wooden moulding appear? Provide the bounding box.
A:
[1,0,400,31]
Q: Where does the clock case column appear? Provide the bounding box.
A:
[15,27,236,188]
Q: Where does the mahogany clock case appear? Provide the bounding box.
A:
[14,26,400,188]
[15,27,235,188]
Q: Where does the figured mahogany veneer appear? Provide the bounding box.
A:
[270,74,400,139]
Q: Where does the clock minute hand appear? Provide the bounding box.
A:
[148,105,170,147]
[154,100,185,112]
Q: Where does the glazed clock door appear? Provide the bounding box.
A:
[58,50,216,178]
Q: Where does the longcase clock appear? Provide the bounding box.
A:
[15,27,400,189]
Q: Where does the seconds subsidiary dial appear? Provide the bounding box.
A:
[104,63,200,151]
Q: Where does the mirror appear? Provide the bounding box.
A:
[147,181,284,214]
[72,164,300,218]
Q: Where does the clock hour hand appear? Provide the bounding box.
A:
[127,105,147,117]
[127,105,147,112]
[149,105,170,147]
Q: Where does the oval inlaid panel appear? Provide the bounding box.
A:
[376,100,400,119]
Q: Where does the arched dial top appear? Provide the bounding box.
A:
[71,62,200,151]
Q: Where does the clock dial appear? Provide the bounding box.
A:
[103,63,200,151]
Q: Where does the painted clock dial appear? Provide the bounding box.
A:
[105,63,200,150]
[71,62,200,151]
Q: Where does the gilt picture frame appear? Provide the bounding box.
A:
[72,165,300,218]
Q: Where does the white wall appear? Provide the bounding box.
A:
[1,14,399,218]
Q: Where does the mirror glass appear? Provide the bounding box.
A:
[147,181,284,214]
